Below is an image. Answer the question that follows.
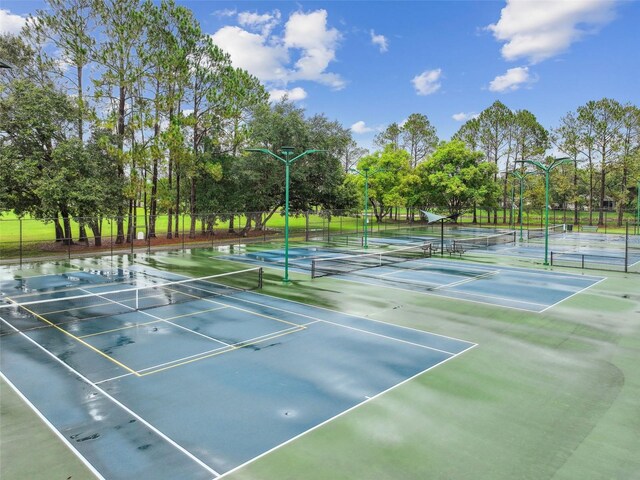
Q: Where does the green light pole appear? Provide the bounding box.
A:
[636,180,639,235]
[246,147,325,283]
[517,157,571,265]
[512,170,539,242]
[351,166,387,248]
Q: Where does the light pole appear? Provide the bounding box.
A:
[517,157,571,265]
[246,147,325,283]
[636,180,639,235]
[512,170,539,242]
[351,166,387,248]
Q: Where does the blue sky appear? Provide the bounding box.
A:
[2,1,639,151]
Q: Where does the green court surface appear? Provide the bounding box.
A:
[1,246,639,479]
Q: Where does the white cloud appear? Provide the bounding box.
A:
[238,10,281,37]
[269,87,307,102]
[0,9,27,35]
[489,66,533,92]
[452,112,479,122]
[411,69,442,96]
[284,10,344,89]
[370,30,388,53]
[210,26,289,83]
[211,9,344,90]
[212,8,237,18]
[487,0,618,63]
[351,121,375,134]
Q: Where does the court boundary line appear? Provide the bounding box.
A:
[313,318,458,355]
[315,274,548,313]
[0,372,106,480]
[143,267,476,347]
[216,342,478,479]
[208,290,476,351]
[0,314,223,478]
[539,276,608,313]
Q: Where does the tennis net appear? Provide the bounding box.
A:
[0,267,263,330]
[311,243,431,278]
[527,224,566,240]
[452,231,516,250]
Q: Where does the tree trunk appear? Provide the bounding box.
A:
[60,209,74,246]
[54,218,64,242]
[228,215,235,234]
[115,85,126,244]
[598,167,606,225]
[89,219,102,247]
[573,159,579,225]
[189,178,197,238]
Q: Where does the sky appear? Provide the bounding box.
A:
[2,0,639,151]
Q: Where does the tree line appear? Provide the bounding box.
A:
[1,0,638,248]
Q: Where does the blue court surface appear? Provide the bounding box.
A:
[0,267,474,479]
[225,247,604,312]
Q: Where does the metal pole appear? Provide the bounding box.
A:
[625,221,629,273]
[440,220,444,257]
[544,169,550,265]
[519,176,524,241]
[283,160,291,283]
[19,218,22,267]
[363,169,369,248]
[637,180,639,234]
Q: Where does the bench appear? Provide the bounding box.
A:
[581,225,599,233]
[446,244,465,257]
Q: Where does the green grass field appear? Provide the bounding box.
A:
[1,243,638,479]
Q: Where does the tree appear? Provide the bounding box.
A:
[509,110,548,223]
[578,98,624,225]
[415,140,496,217]
[93,0,148,243]
[374,122,401,150]
[477,100,514,223]
[0,79,78,242]
[400,113,438,168]
[355,145,411,222]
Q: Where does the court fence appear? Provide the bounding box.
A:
[1,207,638,266]
[550,222,640,274]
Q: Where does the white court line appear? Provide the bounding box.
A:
[0,372,106,480]
[77,287,232,348]
[0,314,222,478]
[208,290,470,352]
[432,270,500,290]
[217,342,478,479]
[427,257,604,281]
[96,323,311,384]
[314,318,458,355]
[539,276,608,313]
[140,268,477,347]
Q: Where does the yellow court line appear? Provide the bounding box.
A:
[163,286,303,328]
[6,296,140,377]
[139,324,312,377]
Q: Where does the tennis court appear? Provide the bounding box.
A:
[0,265,474,479]
[226,246,604,312]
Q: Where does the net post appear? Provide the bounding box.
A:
[550,251,553,266]
[19,218,23,268]
[581,254,584,269]
[135,288,139,310]
[258,267,263,288]
[311,259,316,278]
[625,221,629,273]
